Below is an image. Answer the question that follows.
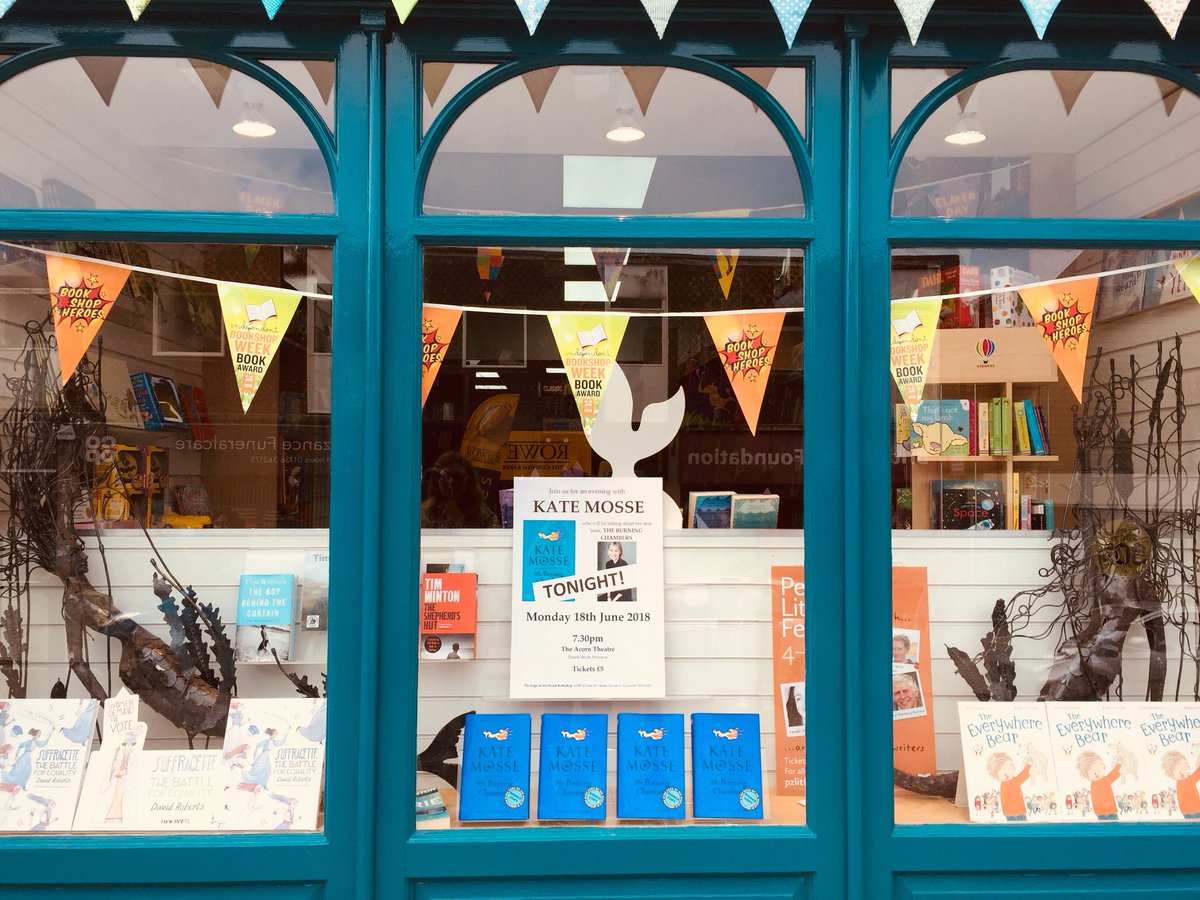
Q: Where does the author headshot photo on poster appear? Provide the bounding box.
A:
[597,541,637,601]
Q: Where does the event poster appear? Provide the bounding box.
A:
[509,476,665,699]
[771,566,806,798]
[216,283,303,412]
[892,567,937,778]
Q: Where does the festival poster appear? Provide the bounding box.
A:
[892,567,937,779]
[216,284,303,412]
[889,295,942,413]
[771,566,806,798]
[509,476,664,699]
[1018,276,1098,402]
[546,313,629,435]
[45,253,132,385]
[421,306,462,407]
[714,250,740,299]
[703,311,786,436]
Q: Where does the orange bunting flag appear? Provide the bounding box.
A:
[46,253,132,386]
[713,250,740,300]
[704,310,786,436]
[1018,276,1099,403]
[421,306,462,407]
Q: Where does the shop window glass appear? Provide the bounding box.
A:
[262,59,336,132]
[889,244,1200,825]
[423,65,805,217]
[0,57,333,212]
[0,241,331,833]
[422,62,499,135]
[417,246,806,827]
[893,69,1200,219]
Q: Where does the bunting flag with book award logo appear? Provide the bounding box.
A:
[216,284,303,412]
[1018,276,1098,402]
[704,311,786,436]
[477,247,504,301]
[46,253,132,386]
[547,313,630,434]
[889,295,942,413]
[714,250,740,300]
[421,306,462,407]
[1173,253,1200,303]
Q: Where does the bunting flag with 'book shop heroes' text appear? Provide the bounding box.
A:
[421,306,462,407]
[704,311,785,437]
[1018,276,1098,403]
[217,283,303,412]
[46,253,132,386]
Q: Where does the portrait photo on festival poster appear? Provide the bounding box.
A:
[892,627,920,667]
[779,680,806,737]
[509,476,665,699]
[892,665,927,721]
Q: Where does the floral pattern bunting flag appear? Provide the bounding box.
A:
[1018,276,1099,402]
[704,312,786,436]
[513,0,551,34]
[1146,0,1190,37]
[421,306,463,407]
[392,0,419,23]
[477,247,504,301]
[261,0,285,19]
[769,0,813,47]
[125,0,150,20]
[45,253,132,386]
[894,0,935,44]
[639,0,680,38]
[714,250,740,300]
[1019,0,1061,38]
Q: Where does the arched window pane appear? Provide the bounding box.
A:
[424,65,804,217]
[0,57,333,213]
[893,69,1200,219]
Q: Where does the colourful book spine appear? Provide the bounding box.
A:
[968,400,977,456]
[458,713,531,821]
[1044,499,1055,531]
[1011,472,1020,530]
[1013,401,1032,455]
[691,713,764,820]
[537,713,608,820]
[1024,399,1046,455]
[616,713,686,819]
[1034,404,1051,454]
[1001,397,1012,455]
[978,401,990,456]
[1020,493,1032,530]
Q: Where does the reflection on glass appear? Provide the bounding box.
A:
[424,66,804,217]
[890,245,1200,825]
[263,59,336,132]
[417,246,805,827]
[893,69,1200,219]
[0,58,333,212]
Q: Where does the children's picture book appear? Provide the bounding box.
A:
[1045,703,1143,822]
[911,399,971,458]
[100,357,144,430]
[958,702,1060,823]
[1132,702,1200,821]
[420,571,477,660]
[77,742,223,832]
[217,698,326,831]
[690,712,764,820]
[730,494,780,529]
[688,491,735,529]
[537,713,608,820]
[300,550,330,632]
[0,698,99,832]
[616,713,686,819]
[234,574,295,662]
[932,479,1004,530]
[458,712,531,821]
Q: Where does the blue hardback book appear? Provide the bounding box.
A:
[458,713,531,821]
[691,712,764,819]
[1023,399,1046,455]
[537,713,608,820]
[616,713,686,819]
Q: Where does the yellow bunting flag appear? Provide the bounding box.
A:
[46,253,131,386]
[421,306,462,407]
[1174,254,1200,303]
[713,250,740,300]
[1018,276,1098,403]
[888,295,942,413]
[216,284,303,412]
[704,311,786,436]
[547,313,630,434]
[392,0,419,22]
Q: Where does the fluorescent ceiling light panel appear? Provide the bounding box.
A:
[564,281,610,303]
[475,384,509,391]
[564,247,595,265]
[562,155,656,209]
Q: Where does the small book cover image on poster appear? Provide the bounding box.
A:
[537,713,608,821]
[688,492,734,529]
[958,702,1060,823]
[420,571,477,660]
[519,520,576,602]
[458,713,532,822]
[780,681,806,737]
[0,699,99,832]
[235,574,295,662]
[301,550,330,631]
[617,713,685,819]
[1045,703,1144,822]
[690,712,764,820]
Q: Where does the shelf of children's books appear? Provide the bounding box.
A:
[915,455,1059,464]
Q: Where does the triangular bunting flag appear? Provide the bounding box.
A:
[245,245,262,270]
[1019,0,1061,38]
[944,69,979,113]
[639,0,679,38]
[1157,76,1184,116]
[704,312,786,436]
[477,247,504,301]
[216,284,303,412]
[392,0,419,23]
[768,0,813,47]
[592,249,630,301]
[423,62,455,107]
[302,60,335,106]
[261,0,285,19]
[1173,254,1200,303]
[422,306,462,407]
[888,295,943,413]
[1146,0,1190,37]
[46,253,132,386]
[521,67,559,113]
[738,67,778,113]
[621,66,667,117]
[548,313,630,434]
[714,250,740,300]
[76,57,127,107]
[1051,70,1093,115]
[188,60,233,109]
[0,1,14,18]
[895,0,935,44]
[1018,276,1099,402]
[513,0,551,34]
[125,0,150,20]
